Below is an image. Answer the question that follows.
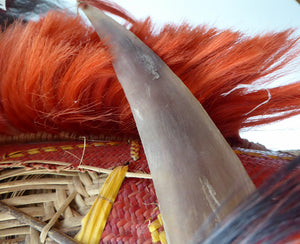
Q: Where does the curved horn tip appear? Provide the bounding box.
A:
[80,4,255,243]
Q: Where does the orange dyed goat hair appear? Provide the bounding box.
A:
[0,2,300,141]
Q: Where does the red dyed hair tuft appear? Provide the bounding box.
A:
[0,1,300,142]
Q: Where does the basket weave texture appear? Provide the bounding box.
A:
[0,139,296,243]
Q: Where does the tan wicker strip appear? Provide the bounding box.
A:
[0,201,79,243]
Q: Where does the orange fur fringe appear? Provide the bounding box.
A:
[0,2,300,142]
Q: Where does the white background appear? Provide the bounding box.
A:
[68,0,300,150]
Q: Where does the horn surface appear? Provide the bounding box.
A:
[81,4,255,243]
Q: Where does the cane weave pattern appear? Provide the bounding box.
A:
[0,140,297,243]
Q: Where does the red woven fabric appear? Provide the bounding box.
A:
[0,140,296,243]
